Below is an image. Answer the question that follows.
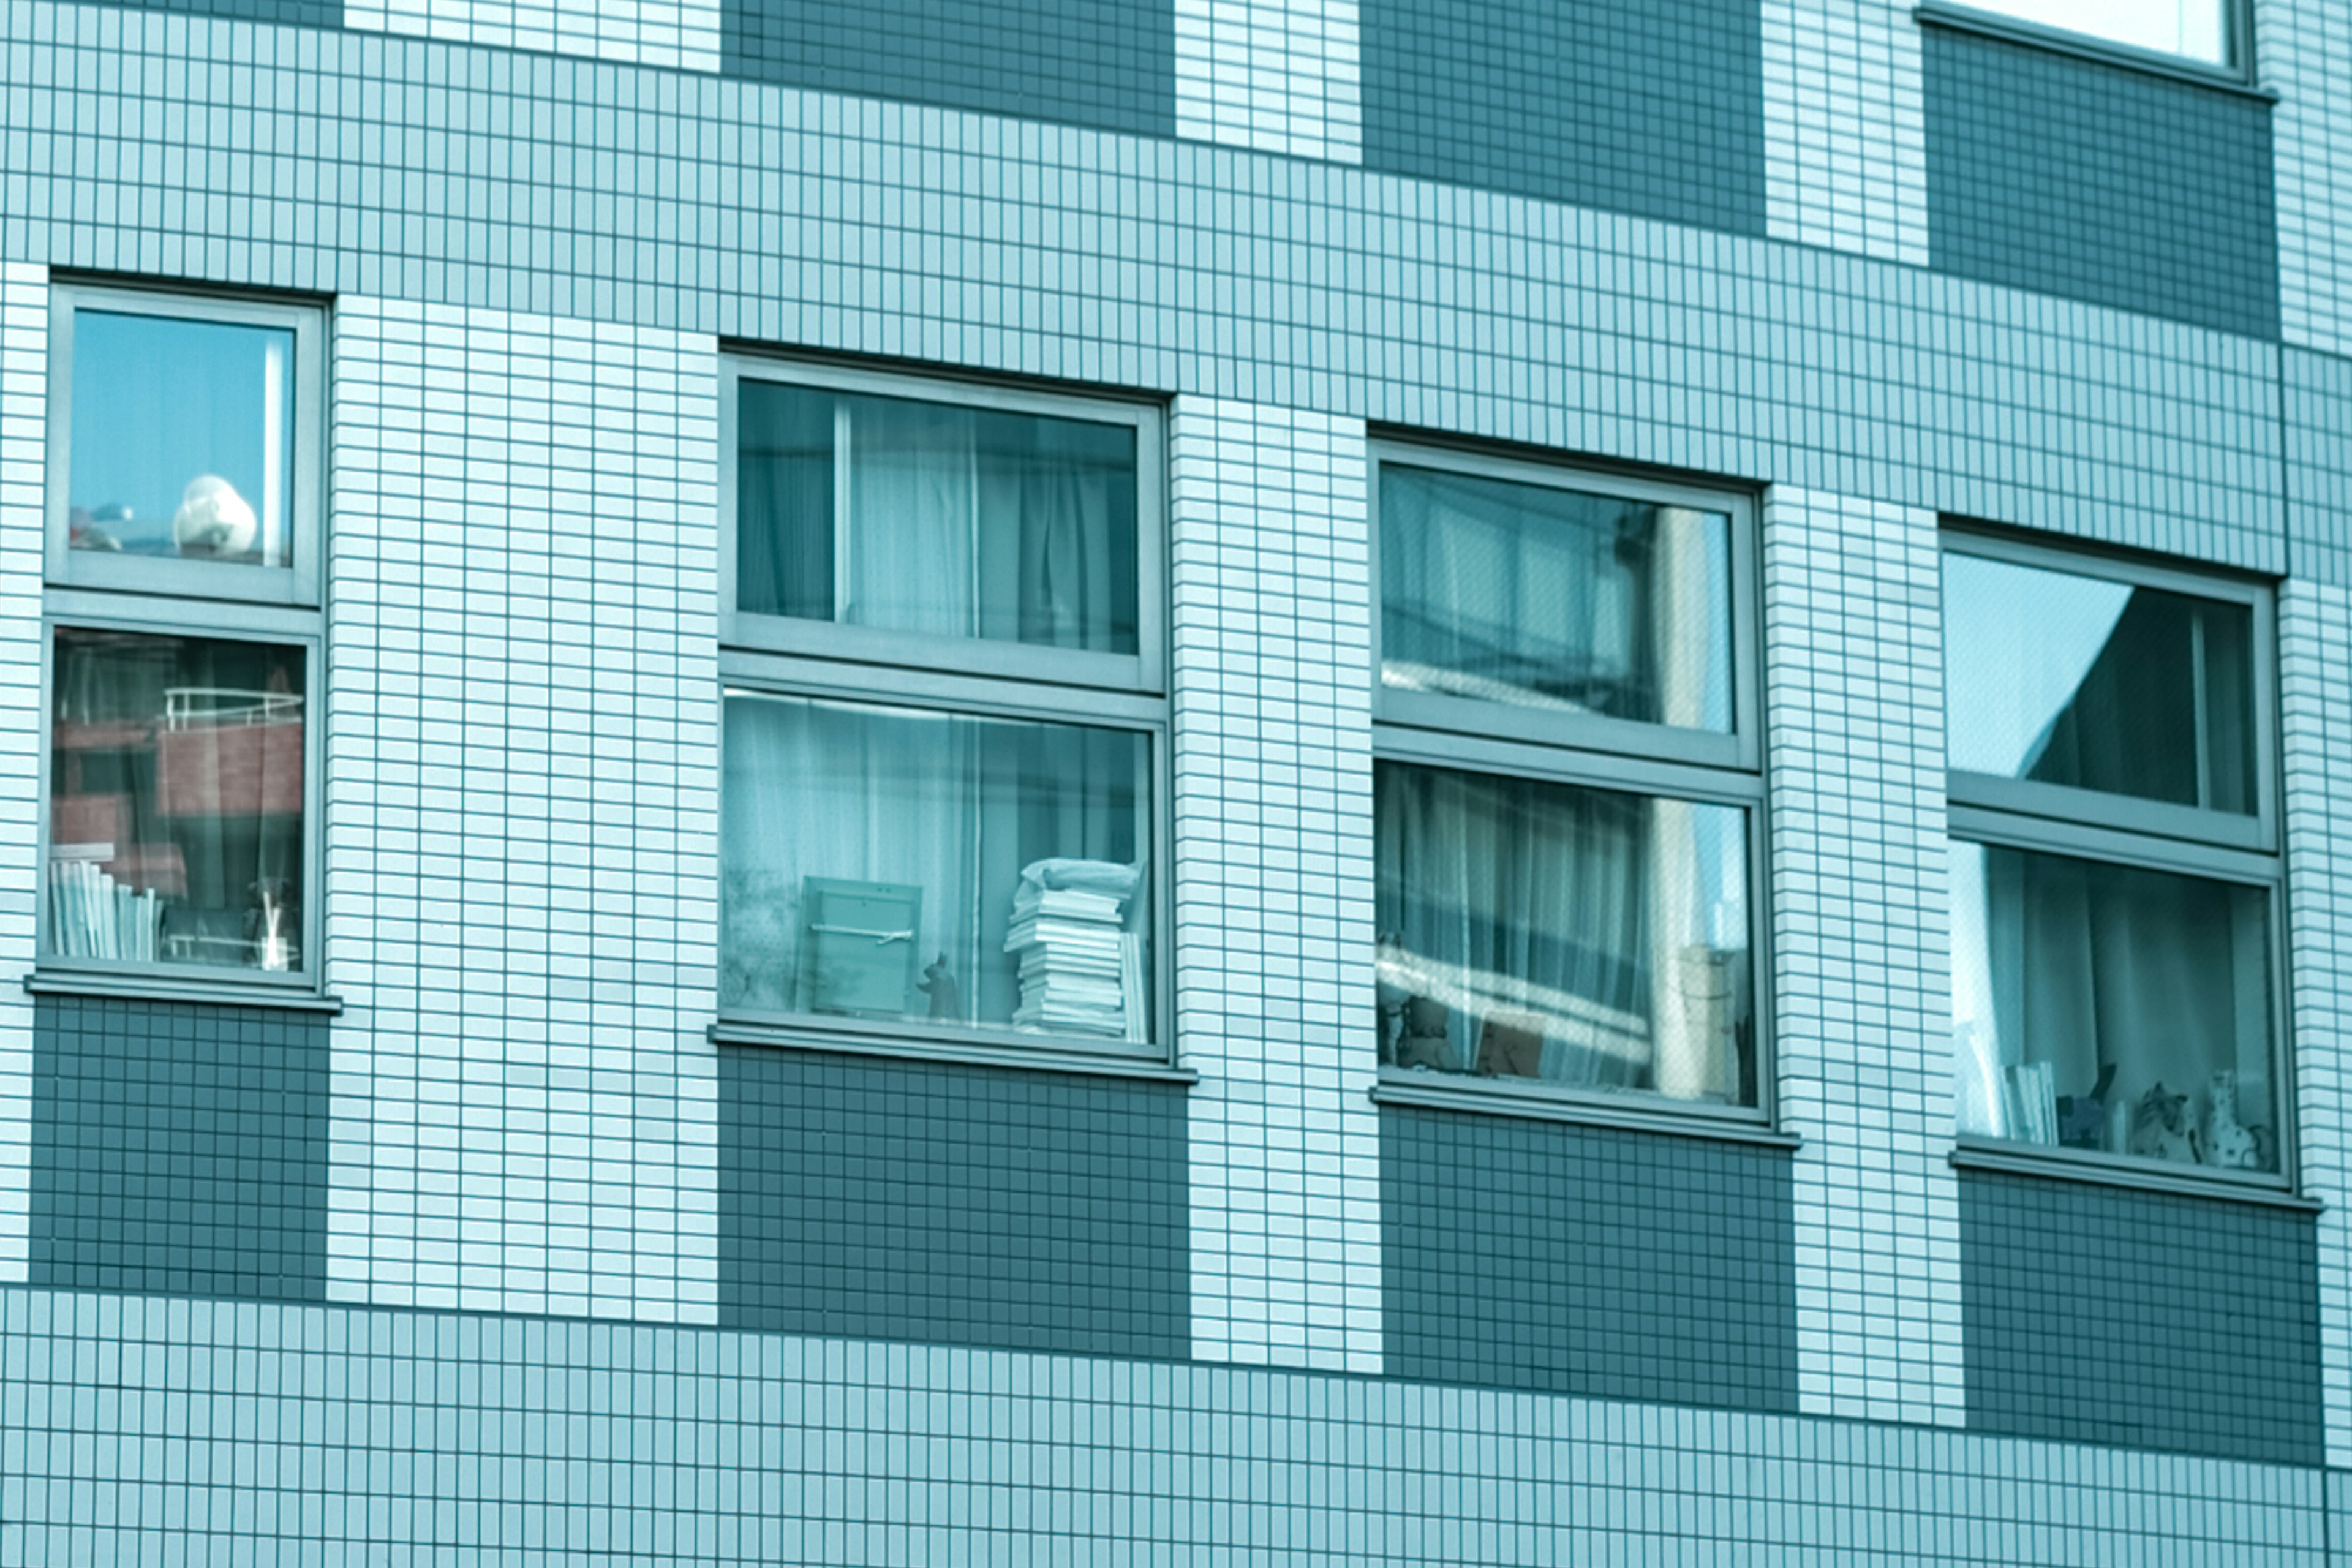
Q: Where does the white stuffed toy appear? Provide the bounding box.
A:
[172,473,258,558]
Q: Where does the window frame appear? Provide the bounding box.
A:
[1943,529,2278,854]
[1370,441,1763,775]
[1368,440,1772,1130]
[45,282,328,609]
[718,354,1167,698]
[1914,0,2256,89]
[715,356,1174,1068]
[34,597,326,997]
[1940,527,2293,1191]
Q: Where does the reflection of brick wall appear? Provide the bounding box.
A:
[156,722,304,818]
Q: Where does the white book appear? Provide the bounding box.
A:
[1012,886,1125,922]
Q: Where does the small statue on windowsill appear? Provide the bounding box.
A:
[2201,1069,2262,1170]
[2127,1082,2197,1164]
[2055,1062,2117,1150]
[917,954,961,1022]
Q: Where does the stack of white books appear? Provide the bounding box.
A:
[1006,862,1146,1042]
[48,858,160,963]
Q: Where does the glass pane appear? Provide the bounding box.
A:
[69,310,297,569]
[1945,554,2254,815]
[48,628,306,971]
[1374,761,1755,1106]
[722,693,1153,1041]
[1958,0,2230,66]
[1381,464,1735,733]
[736,382,1139,655]
[1949,840,2276,1173]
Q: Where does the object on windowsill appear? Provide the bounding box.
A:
[1476,1010,1547,1079]
[47,857,160,963]
[2006,1061,2059,1145]
[1006,858,1140,1039]
[2056,1061,2119,1150]
[2199,1069,2261,1170]
[69,503,125,551]
[249,878,297,972]
[1393,994,1458,1072]
[802,877,922,1017]
[172,474,258,559]
[917,953,962,1022]
[2127,1082,2197,1163]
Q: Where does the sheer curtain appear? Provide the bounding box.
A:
[737,386,1136,653]
[722,696,1145,1028]
[1377,765,1654,1088]
[1959,846,2272,1158]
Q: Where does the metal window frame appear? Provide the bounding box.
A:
[1942,529,2279,854]
[714,357,1174,1070]
[1370,442,1774,1129]
[718,353,1167,696]
[1368,440,1762,773]
[34,600,326,993]
[1939,529,2294,1194]
[46,282,327,609]
[1913,0,2260,92]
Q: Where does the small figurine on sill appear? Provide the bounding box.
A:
[1393,995,1460,1072]
[2055,1062,2117,1150]
[917,954,961,1022]
[2127,1082,2198,1163]
[2200,1069,2262,1170]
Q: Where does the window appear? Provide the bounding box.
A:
[42,285,326,989]
[1943,534,2285,1183]
[1933,0,2241,71]
[1371,447,1765,1120]
[720,359,1165,1058]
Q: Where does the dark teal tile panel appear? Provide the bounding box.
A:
[720,0,1174,138]
[1380,1104,1798,1411]
[31,995,330,1303]
[1361,0,1767,234]
[717,1046,1191,1359]
[1960,1168,2322,1465]
[1924,26,2278,339]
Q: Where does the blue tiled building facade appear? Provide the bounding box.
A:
[1,0,2349,1559]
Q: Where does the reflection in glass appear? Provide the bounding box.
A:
[1949,840,2275,1172]
[1374,762,1754,1104]
[47,628,306,971]
[1944,553,2253,814]
[1381,465,1735,732]
[722,693,1152,1040]
[736,382,1139,654]
[69,311,296,568]
[1959,0,2230,66]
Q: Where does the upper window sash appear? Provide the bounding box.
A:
[47,285,326,609]
[1370,442,1760,774]
[1917,0,2247,78]
[1940,532,2277,854]
[720,356,1165,695]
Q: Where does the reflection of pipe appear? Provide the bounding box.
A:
[262,337,285,567]
[1376,948,1650,1065]
[1649,513,1714,1097]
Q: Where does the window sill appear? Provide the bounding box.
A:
[1371,1074,1800,1149]
[710,1019,1197,1084]
[24,973,344,1014]
[1951,1137,2318,1210]
[1913,4,2274,100]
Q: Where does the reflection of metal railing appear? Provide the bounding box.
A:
[164,687,304,728]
